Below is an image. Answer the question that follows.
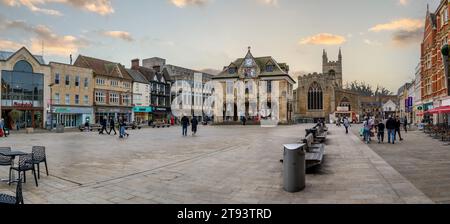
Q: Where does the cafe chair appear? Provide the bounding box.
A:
[32,146,48,179]
[0,147,13,167]
[0,178,24,205]
[9,154,38,187]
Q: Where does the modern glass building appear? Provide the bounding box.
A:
[1,60,45,129]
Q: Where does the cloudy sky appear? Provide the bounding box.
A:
[0,0,442,91]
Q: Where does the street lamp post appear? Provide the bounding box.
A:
[48,83,54,131]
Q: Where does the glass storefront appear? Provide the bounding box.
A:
[95,107,132,123]
[51,107,93,128]
[1,60,44,129]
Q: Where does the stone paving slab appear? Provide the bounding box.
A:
[351,126,450,204]
[0,125,433,204]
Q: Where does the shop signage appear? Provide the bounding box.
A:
[13,102,33,107]
[96,107,132,114]
[155,107,168,112]
[133,106,153,113]
[54,107,93,114]
[337,106,349,112]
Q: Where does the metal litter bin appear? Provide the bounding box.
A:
[283,144,306,192]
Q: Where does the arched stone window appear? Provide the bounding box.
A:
[340,97,351,111]
[329,70,336,76]
[13,60,33,73]
[308,82,323,110]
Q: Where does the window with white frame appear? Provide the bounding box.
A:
[65,94,70,105]
[84,95,89,105]
[110,93,119,104]
[54,93,60,104]
[84,78,89,88]
[96,78,105,86]
[122,94,130,105]
[110,80,119,87]
[95,91,105,103]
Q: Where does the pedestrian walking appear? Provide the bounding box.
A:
[363,117,371,144]
[343,116,350,134]
[108,117,117,135]
[377,119,385,143]
[181,115,189,136]
[386,116,396,144]
[99,117,107,135]
[118,117,129,138]
[241,116,247,126]
[0,118,5,137]
[395,116,403,141]
[191,117,198,136]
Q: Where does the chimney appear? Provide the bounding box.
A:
[131,59,140,69]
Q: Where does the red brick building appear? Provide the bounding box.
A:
[420,1,450,112]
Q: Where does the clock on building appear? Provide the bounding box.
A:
[244,58,253,67]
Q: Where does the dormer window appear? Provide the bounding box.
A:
[153,76,158,82]
[161,76,165,83]
[266,65,274,72]
[229,67,237,74]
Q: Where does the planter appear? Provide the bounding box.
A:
[26,128,34,134]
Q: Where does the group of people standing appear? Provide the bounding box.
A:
[99,117,129,139]
[361,116,407,144]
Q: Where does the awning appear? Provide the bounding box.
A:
[425,106,450,114]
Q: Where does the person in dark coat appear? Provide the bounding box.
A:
[181,116,189,136]
[377,119,385,143]
[108,117,117,135]
[99,117,107,135]
[191,117,198,136]
[386,116,396,144]
[395,116,403,141]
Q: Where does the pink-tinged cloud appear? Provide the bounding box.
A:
[102,31,134,42]
[299,33,346,45]
[169,0,209,8]
[0,19,89,56]
[1,0,114,16]
[398,0,408,6]
[369,18,423,32]
[0,39,24,50]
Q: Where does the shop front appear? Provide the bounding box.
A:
[151,107,171,123]
[52,107,93,128]
[1,60,45,129]
[133,106,152,124]
[95,107,132,123]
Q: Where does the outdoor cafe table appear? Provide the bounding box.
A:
[0,150,28,184]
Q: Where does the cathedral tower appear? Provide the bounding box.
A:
[322,48,343,88]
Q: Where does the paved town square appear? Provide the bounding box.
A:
[1,125,444,204]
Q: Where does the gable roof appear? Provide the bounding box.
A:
[74,55,132,81]
[0,47,46,65]
[125,69,149,84]
[214,56,292,80]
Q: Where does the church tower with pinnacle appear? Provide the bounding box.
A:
[322,48,343,88]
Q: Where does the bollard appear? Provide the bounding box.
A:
[283,144,306,193]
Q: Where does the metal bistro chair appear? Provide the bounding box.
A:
[0,178,24,205]
[9,154,38,187]
[32,146,48,179]
[0,147,13,167]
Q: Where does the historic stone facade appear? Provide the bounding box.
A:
[295,49,398,123]
[212,47,295,124]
